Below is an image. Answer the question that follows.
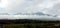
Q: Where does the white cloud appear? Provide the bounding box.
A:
[0,0,60,20]
[3,0,60,15]
[0,0,60,15]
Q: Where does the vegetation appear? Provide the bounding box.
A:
[0,19,60,28]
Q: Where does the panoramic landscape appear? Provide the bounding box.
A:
[0,0,60,28]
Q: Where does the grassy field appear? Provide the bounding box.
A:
[3,23,60,28]
[0,19,60,28]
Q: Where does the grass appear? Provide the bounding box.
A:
[0,19,60,28]
[3,22,60,28]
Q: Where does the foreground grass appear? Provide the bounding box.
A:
[3,22,60,28]
[0,19,60,28]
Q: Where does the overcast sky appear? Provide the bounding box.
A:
[0,0,60,20]
[0,0,60,15]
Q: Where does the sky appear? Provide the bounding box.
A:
[0,0,60,15]
[0,0,60,20]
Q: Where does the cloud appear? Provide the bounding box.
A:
[0,0,60,20]
[15,12,45,15]
[5,0,45,14]
[45,3,60,15]
[0,0,59,15]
